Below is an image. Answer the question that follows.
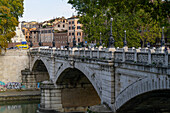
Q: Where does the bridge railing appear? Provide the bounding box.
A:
[29,47,170,65]
[115,47,170,67]
[29,47,116,60]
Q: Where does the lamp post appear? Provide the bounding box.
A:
[39,30,42,46]
[161,26,165,47]
[100,32,102,46]
[52,29,55,47]
[67,42,69,50]
[30,41,33,47]
[108,18,114,48]
[124,30,127,47]
[73,25,76,47]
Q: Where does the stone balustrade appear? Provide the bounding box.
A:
[29,47,170,66]
[115,47,170,67]
[30,47,114,60]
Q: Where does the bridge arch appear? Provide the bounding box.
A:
[31,57,51,77]
[54,63,101,112]
[54,62,102,98]
[31,57,51,83]
[115,75,170,112]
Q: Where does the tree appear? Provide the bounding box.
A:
[68,0,169,48]
[0,0,24,53]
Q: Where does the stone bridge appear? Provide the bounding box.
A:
[23,46,170,112]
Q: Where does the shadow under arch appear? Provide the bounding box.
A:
[117,90,170,113]
[56,67,101,112]
[32,59,50,83]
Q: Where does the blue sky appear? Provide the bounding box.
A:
[19,0,76,22]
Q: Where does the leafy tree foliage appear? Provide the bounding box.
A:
[68,0,169,47]
[0,0,24,53]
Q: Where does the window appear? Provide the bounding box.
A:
[72,33,74,35]
[69,27,71,30]
[77,26,81,29]
[78,38,80,42]
[72,21,74,24]
[58,24,60,27]
[63,20,65,23]
[69,21,71,24]
[72,26,75,30]
[63,25,65,28]
[77,32,81,36]
[69,33,71,36]
[77,20,81,24]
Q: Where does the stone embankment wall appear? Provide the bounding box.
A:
[0,50,29,91]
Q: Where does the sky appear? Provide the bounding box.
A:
[19,0,76,22]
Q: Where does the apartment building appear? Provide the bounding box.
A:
[53,17,68,32]
[54,31,68,48]
[21,21,38,42]
[67,16,83,47]
[39,27,54,43]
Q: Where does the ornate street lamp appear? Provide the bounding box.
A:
[30,41,33,47]
[67,42,69,50]
[108,18,114,48]
[100,32,102,46]
[147,42,150,48]
[52,29,55,47]
[39,30,42,46]
[73,25,76,47]
[161,26,165,47]
[124,30,127,47]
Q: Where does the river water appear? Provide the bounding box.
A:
[0,100,40,113]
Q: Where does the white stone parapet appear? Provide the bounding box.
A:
[30,47,170,66]
[115,47,170,67]
[30,47,116,60]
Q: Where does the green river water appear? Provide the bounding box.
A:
[0,100,40,113]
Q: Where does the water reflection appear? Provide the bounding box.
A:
[0,100,39,113]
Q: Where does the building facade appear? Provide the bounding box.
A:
[39,27,54,43]
[53,17,68,32]
[67,16,83,47]
[21,21,39,42]
[54,32,68,48]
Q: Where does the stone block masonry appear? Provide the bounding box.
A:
[0,50,29,90]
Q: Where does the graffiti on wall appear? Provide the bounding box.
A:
[0,81,26,91]
[5,82,22,89]
[0,81,7,91]
[0,81,5,87]
[0,81,40,91]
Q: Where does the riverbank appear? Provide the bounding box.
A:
[0,90,40,101]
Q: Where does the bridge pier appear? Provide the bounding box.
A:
[21,67,50,90]
[21,69,37,89]
[39,81,64,112]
